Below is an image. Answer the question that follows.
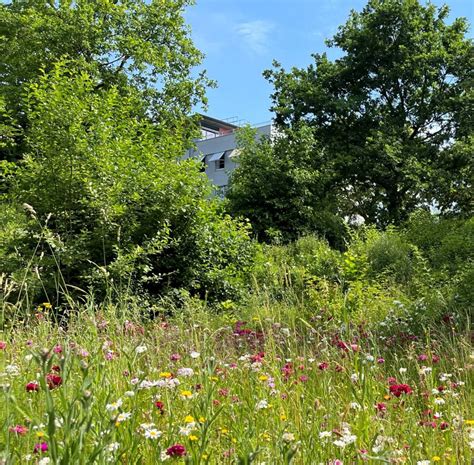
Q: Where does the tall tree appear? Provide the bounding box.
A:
[0,0,210,161]
[263,0,473,225]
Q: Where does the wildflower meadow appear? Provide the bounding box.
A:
[1,288,472,464]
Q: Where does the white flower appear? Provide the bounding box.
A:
[416,461,431,465]
[124,391,135,397]
[116,412,131,423]
[281,328,291,337]
[140,423,155,431]
[282,432,295,442]
[145,429,162,439]
[350,373,359,382]
[107,442,120,452]
[177,368,194,377]
[38,458,51,465]
[350,402,361,410]
[319,431,332,439]
[106,399,123,412]
[190,351,200,359]
[434,397,445,405]
[135,345,147,354]
[256,399,269,410]
[365,355,375,362]
[419,366,432,375]
[160,451,170,461]
[179,425,193,436]
[25,354,33,362]
[399,367,407,374]
[5,364,20,376]
[24,455,33,461]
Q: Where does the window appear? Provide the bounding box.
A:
[208,151,226,170]
[216,156,225,170]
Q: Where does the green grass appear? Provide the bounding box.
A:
[1,297,472,464]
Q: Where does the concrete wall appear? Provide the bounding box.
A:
[184,124,272,189]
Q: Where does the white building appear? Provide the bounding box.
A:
[184,115,273,193]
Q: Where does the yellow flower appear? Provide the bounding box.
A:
[210,376,218,382]
[432,457,441,462]
[42,302,52,309]
[198,416,206,423]
[280,413,287,421]
[189,435,199,441]
[159,372,172,378]
[231,438,237,444]
[259,375,268,381]
[220,427,229,435]
[260,432,271,441]
[36,431,45,438]
[185,415,195,423]
[384,395,391,400]
[181,390,193,399]
[465,419,474,426]
[202,454,208,460]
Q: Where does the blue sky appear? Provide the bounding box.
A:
[185,0,473,125]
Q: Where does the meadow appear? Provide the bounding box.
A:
[1,228,473,465]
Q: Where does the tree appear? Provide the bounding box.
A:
[0,0,211,161]
[227,126,347,246]
[262,0,473,226]
[1,62,254,304]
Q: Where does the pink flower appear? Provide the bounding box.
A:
[170,353,181,362]
[418,354,428,361]
[0,341,6,350]
[34,442,48,453]
[377,357,385,364]
[318,362,329,370]
[375,402,387,412]
[26,381,40,392]
[53,345,62,354]
[9,425,28,435]
[166,444,186,457]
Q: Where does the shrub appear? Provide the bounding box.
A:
[1,63,255,307]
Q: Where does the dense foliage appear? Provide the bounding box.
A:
[0,2,254,306]
[229,0,473,237]
[0,0,211,162]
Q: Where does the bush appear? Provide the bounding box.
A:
[1,63,255,307]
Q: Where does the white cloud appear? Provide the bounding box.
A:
[235,20,274,55]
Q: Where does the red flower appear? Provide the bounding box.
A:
[26,381,40,392]
[170,353,181,362]
[166,444,186,457]
[439,421,449,430]
[34,442,48,453]
[154,401,165,414]
[46,373,62,389]
[389,384,413,397]
[51,365,61,373]
[318,362,329,370]
[9,425,28,435]
[432,355,440,364]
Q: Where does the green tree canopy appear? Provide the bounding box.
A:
[261,0,473,226]
[0,0,210,161]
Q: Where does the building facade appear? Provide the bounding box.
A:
[184,115,272,193]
